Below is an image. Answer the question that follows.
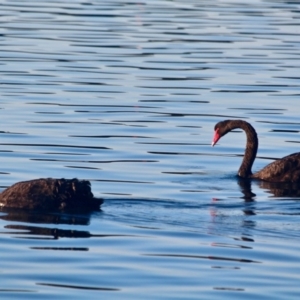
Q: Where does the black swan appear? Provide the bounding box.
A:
[0,178,103,210]
[212,119,300,183]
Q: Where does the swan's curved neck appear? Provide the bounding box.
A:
[228,120,258,178]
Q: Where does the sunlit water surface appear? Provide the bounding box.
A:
[0,0,300,299]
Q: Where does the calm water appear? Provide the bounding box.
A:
[0,0,300,299]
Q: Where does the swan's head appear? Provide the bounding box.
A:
[211,120,234,146]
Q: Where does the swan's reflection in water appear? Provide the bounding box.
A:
[237,179,256,202]
[238,178,300,199]
[0,208,94,224]
[258,181,300,198]
[0,208,96,239]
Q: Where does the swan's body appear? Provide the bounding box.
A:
[0,178,103,210]
[212,119,300,183]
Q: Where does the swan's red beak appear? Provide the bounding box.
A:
[211,128,220,147]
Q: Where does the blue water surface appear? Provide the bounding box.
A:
[0,0,300,299]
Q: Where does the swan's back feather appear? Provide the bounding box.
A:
[252,152,300,183]
[0,178,103,210]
